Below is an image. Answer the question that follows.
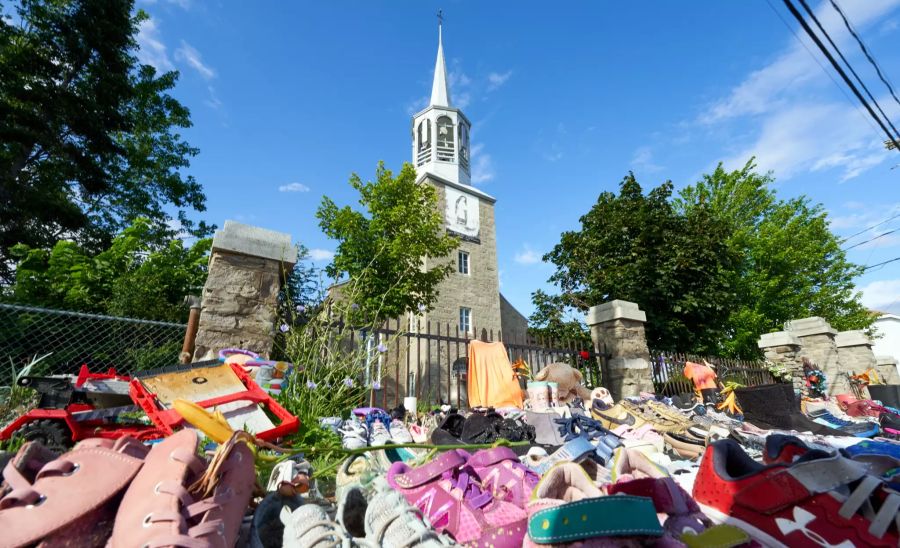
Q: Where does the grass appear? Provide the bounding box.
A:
[0,354,48,428]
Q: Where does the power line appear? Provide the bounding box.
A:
[828,0,900,110]
[863,256,900,272]
[763,0,882,136]
[796,0,900,141]
[843,227,899,251]
[841,211,900,242]
[783,0,900,150]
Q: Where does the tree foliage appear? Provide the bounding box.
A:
[0,0,209,284]
[528,289,590,343]
[317,162,459,322]
[675,160,872,357]
[7,218,211,323]
[539,173,740,354]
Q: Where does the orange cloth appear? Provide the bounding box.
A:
[683,361,718,391]
[467,340,524,409]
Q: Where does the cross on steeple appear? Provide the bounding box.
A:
[437,9,443,27]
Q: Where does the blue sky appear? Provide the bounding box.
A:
[137,0,900,319]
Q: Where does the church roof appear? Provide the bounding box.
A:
[430,25,451,108]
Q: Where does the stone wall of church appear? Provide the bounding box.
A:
[424,178,502,338]
[500,293,528,344]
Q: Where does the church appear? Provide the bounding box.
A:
[409,23,527,346]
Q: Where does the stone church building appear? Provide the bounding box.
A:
[409,25,527,345]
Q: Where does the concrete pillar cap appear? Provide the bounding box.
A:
[211,220,297,265]
[834,330,872,348]
[758,331,801,349]
[784,316,837,337]
[876,355,899,366]
[587,300,646,325]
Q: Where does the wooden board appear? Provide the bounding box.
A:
[140,363,275,435]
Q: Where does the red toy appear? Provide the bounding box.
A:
[0,360,299,450]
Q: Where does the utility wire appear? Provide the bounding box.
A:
[840,211,900,242]
[797,0,900,142]
[783,0,900,150]
[764,0,882,136]
[863,256,900,271]
[843,227,899,250]
[829,0,900,110]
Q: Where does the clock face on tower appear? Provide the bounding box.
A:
[445,186,480,238]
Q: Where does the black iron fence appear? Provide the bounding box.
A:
[0,303,187,381]
[650,350,773,396]
[329,317,600,410]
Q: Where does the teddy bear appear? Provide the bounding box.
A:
[533,362,593,404]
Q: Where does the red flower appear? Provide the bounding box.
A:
[579,350,590,360]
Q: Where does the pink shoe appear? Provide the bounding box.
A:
[0,437,148,547]
[110,429,256,548]
[387,450,527,546]
[459,447,539,508]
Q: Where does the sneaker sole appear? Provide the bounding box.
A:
[697,503,784,547]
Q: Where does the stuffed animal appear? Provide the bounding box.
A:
[533,362,593,404]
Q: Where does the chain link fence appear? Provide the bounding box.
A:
[0,303,187,382]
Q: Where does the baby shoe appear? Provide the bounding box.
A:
[459,447,540,508]
[0,436,148,547]
[525,462,662,547]
[387,450,527,546]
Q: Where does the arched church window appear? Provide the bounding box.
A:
[416,120,432,166]
[436,116,454,162]
[417,121,424,150]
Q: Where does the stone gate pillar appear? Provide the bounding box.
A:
[758,331,803,392]
[784,317,850,396]
[875,355,900,385]
[587,300,655,401]
[192,221,296,361]
[835,330,877,383]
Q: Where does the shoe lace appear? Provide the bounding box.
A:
[441,465,493,509]
[369,491,444,548]
[839,475,900,538]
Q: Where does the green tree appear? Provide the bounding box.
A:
[0,0,209,284]
[541,173,739,354]
[676,160,872,357]
[317,162,459,322]
[528,289,591,343]
[9,218,211,322]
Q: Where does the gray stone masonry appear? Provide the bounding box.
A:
[758,331,804,393]
[784,317,850,396]
[192,222,295,361]
[875,355,900,385]
[587,300,655,401]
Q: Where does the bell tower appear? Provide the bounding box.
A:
[411,20,472,186]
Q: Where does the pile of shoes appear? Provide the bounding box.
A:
[0,429,257,547]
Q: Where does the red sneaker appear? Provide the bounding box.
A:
[693,439,900,547]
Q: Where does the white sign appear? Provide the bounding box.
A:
[445,187,480,238]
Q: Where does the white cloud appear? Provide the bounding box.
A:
[448,61,472,109]
[204,85,222,109]
[487,70,512,91]
[406,96,429,116]
[470,143,495,184]
[175,41,215,80]
[136,18,173,72]
[831,203,900,230]
[308,248,335,262]
[701,0,900,124]
[860,278,900,312]
[514,247,542,265]
[720,101,890,181]
[278,182,310,193]
[631,146,663,173]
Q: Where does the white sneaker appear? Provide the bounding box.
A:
[367,419,392,447]
[281,504,354,548]
[340,418,368,450]
[388,420,413,444]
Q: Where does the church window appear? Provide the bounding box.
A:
[459,307,472,334]
[459,124,469,170]
[458,250,469,274]
[436,116,455,162]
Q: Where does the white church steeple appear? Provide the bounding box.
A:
[412,16,471,186]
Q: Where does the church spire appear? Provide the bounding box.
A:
[430,14,451,108]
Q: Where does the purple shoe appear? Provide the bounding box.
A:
[459,447,539,508]
[387,450,527,547]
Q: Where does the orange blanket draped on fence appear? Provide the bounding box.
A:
[467,340,524,409]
